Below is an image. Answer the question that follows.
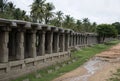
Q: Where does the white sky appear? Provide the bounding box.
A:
[8,0,120,24]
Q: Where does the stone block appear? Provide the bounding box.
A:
[72,59,76,62]
[62,63,66,67]
[35,74,41,78]
[22,78,29,81]
[68,61,72,64]
[55,66,60,70]
[47,69,53,73]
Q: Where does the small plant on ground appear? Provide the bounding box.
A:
[107,69,120,81]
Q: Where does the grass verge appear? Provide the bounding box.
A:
[12,40,120,81]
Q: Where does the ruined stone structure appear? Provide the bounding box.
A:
[0,18,98,81]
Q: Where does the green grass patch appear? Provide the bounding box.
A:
[12,40,120,81]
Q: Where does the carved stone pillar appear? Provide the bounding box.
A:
[81,35,83,46]
[79,35,81,45]
[59,33,65,52]
[77,35,79,45]
[38,31,45,55]
[70,34,73,47]
[65,34,70,51]
[74,35,76,46]
[76,35,78,46]
[73,35,75,46]
[27,30,37,58]
[83,35,85,45]
[46,32,53,54]
[16,29,24,60]
[53,33,59,53]
[0,27,9,62]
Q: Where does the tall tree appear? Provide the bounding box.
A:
[82,18,91,32]
[44,2,55,24]
[5,2,15,19]
[0,0,7,12]
[56,11,63,27]
[63,15,76,30]
[31,0,55,24]
[112,22,120,34]
[97,24,118,43]
[50,11,63,27]
[31,0,46,23]
[91,22,97,32]
[75,20,82,32]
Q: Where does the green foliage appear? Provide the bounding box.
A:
[31,0,55,24]
[112,22,120,34]
[97,24,118,42]
[50,11,63,27]
[0,0,7,12]
[62,15,76,30]
[0,0,31,21]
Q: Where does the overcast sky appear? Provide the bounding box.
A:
[9,0,120,24]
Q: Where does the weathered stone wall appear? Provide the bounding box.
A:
[0,18,113,81]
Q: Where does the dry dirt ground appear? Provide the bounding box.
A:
[52,43,120,81]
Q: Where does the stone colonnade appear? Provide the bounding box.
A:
[0,18,98,81]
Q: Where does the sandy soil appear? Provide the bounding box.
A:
[52,43,120,81]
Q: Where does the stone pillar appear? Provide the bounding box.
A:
[82,35,84,46]
[70,34,73,47]
[76,35,78,45]
[53,33,59,53]
[74,35,76,46]
[16,30,24,60]
[84,35,86,45]
[0,31,9,62]
[85,35,87,45]
[77,35,79,45]
[86,35,88,45]
[90,36,92,45]
[81,35,83,46]
[73,35,75,46]
[46,32,53,54]
[76,35,77,46]
[65,34,70,51]
[88,35,90,45]
[80,35,82,46]
[59,33,65,52]
[38,31,45,56]
[78,35,80,45]
[90,35,93,45]
[28,30,37,58]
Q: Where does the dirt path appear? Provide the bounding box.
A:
[52,43,120,81]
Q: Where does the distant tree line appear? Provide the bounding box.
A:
[0,0,120,36]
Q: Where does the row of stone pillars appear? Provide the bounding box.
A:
[0,28,71,63]
[0,19,98,63]
[69,33,98,47]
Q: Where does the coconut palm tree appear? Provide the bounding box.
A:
[82,18,91,32]
[63,15,76,30]
[44,2,55,24]
[91,22,97,32]
[76,20,82,32]
[56,11,63,27]
[0,0,7,12]
[50,11,63,27]
[31,0,46,23]
[5,2,15,19]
